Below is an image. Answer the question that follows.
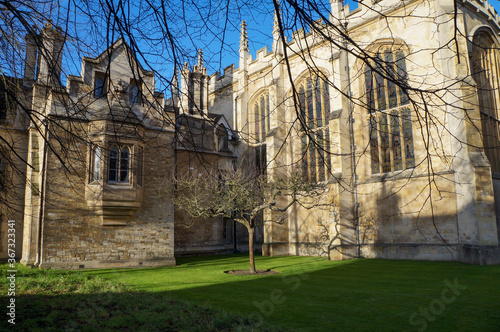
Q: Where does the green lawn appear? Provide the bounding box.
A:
[2,255,500,331]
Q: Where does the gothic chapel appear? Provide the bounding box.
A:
[1,0,499,268]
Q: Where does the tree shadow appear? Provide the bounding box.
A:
[4,258,499,331]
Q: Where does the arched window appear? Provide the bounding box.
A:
[108,146,130,183]
[365,47,415,174]
[472,31,500,174]
[254,92,270,143]
[94,72,107,98]
[298,75,331,182]
[216,125,230,151]
[130,80,142,105]
[252,92,270,175]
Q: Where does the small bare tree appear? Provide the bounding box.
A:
[173,168,325,274]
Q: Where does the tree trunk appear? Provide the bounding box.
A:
[247,225,256,274]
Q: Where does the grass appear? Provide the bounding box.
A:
[1,255,500,331]
[0,263,269,331]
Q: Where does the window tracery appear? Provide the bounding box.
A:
[253,92,270,143]
[298,75,331,182]
[252,91,270,175]
[365,47,415,174]
[472,30,500,174]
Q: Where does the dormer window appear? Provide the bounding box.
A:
[129,80,142,105]
[216,125,230,151]
[94,72,107,98]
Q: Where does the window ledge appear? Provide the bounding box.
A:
[360,168,454,184]
[107,183,133,188]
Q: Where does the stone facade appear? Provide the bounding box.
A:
[0,0,499,268]
[0,23,261,268]
[208,0,500,264]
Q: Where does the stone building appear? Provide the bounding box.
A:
[0,21,258,268]
[207,0,500,264]
[0,0,499,268]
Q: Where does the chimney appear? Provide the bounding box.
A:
[37,20,65,86]
[23,26,38,84]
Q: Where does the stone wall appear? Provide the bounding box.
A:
[36,119,176,269]
[0,129,28,260]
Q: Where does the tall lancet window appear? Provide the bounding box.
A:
[365,47,414,174]
[472,30,500,174]
[252,91,270,175]
[298,75,332,182]
[254,92,270,143]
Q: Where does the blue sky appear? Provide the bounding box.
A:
[189,0,500,80]
[51,0,500,91]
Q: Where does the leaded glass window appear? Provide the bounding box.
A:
[92,146,101,182]
[472,31,500,174]
[108,146,130,183]
[109,146,118,182]
[94,72,107,98]
[366,48,415,174]
[298,75,332,182]
[120,147,129,182]
[254,93,270,143]
[253,92,270,175]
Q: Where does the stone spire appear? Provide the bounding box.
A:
[240,20,248,52]
[197,49,204,68]
[272,2,283,55]
[171,65,179,109]
[273,3,280,34]
[239,20,249,72]
[194,49,206,74]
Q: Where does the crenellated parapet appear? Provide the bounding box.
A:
[209,64,236,93]
[463,0,500,30]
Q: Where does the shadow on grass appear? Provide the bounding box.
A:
[2,258,500,331]
[157,259,500,331]
[1,290,281,331]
